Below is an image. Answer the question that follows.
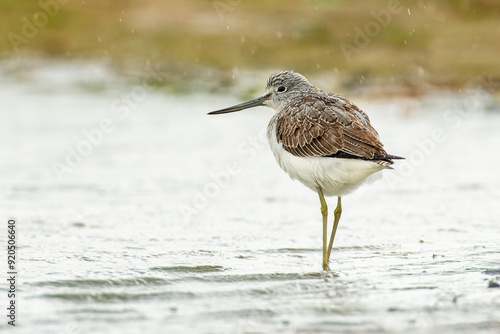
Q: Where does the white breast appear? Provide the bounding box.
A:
[267,118,386,197]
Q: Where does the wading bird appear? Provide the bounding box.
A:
[208,71,403,270]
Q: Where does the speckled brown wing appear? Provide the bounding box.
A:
[275,94,389,160]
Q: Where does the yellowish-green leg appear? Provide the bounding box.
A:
[326,196,342,264]
[317,187,329,271]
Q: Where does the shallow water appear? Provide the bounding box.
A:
[1,62,500,333]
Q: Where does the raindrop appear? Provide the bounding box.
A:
[276,31,282,38]
[131,29,135,34]
[226,25,230,30]
[408,8,411,15]
[97,37,101,42]
[119,18,122,23]
[404,40,407,44]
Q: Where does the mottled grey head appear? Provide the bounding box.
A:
[208,71,315,115]
[265,71,315,110]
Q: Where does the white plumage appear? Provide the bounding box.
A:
[267,119,387,197]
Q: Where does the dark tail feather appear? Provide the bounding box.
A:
[385,154,405,160]
[326,151,405,163]
[382,154,404,164]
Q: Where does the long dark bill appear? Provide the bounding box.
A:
[207,94,270,115]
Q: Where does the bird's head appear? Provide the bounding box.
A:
[264,71,314,110]
[208,71,314,115]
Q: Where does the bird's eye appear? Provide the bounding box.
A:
[277,86,286,92]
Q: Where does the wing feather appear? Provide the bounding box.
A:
[275,93,389,161]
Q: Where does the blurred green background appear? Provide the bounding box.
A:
[1,0,499,92]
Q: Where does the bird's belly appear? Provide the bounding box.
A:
[267,122,385,197]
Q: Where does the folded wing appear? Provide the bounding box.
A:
[275,94,397,162]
